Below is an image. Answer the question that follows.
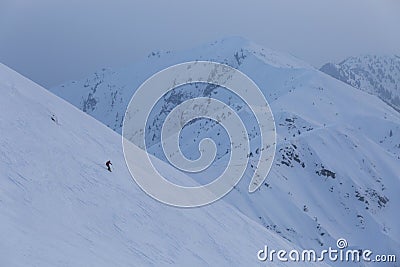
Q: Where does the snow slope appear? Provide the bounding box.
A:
[51,37,400,266]
[320,55,400,112]
[0,63,320,266]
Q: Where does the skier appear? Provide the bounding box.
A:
[106,160,112,172]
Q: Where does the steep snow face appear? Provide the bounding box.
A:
[320,55,400,112]
[0,63,316,266]
[50,38,400,265]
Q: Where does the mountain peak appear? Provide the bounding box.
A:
[191,36,311,69]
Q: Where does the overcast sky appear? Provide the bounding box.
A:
[1,0,399,88]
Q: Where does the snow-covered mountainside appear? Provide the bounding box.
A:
[320,55,400,112]
[51,37,400,266]
[0,63,313,266]
[51,37,311,134]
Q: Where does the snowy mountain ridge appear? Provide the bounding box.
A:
[320,54,400,112]
[51,37,311,133]
[50,37,400,266]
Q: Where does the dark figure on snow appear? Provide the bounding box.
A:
[106,160,112,172]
